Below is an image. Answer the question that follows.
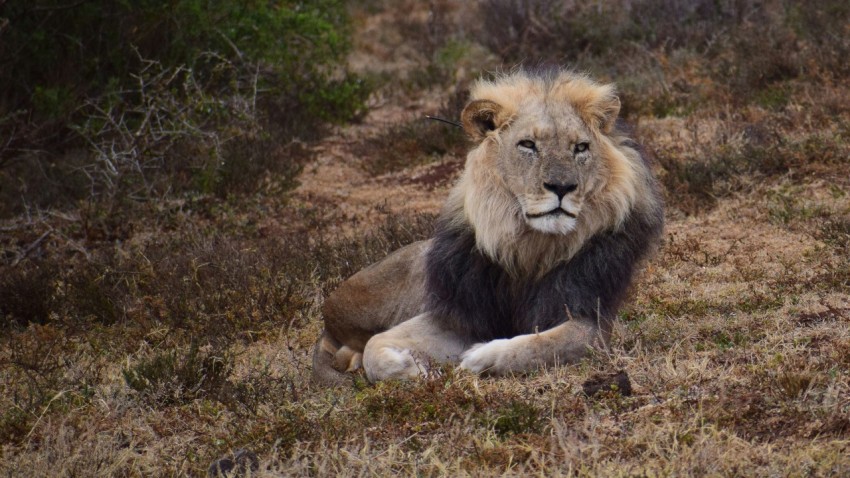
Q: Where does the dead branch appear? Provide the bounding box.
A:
[11,230,52,266]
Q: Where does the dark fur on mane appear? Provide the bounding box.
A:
[425,194,664,343]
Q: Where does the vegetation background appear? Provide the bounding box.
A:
[1,0,848,475]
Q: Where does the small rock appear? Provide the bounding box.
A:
[582,370,632,397]
[209,448,260,477]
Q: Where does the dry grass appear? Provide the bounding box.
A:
[2,1,850,476]
[355,89,469,177]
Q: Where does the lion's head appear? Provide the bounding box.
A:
[443,69,658,277]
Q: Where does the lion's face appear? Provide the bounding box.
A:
[495,106,600,235]
[460,72,625,237]
[454,71,643,276]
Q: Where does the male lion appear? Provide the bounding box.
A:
[312,69,664,384]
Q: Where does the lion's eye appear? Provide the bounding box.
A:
[517,140,537,151]
[574,142,589,154]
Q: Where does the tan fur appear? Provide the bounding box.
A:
[312,69,657,384]
[454,70,651,278]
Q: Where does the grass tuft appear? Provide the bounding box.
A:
[122,342,234,406]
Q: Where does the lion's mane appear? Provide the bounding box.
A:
[425,69,664,342]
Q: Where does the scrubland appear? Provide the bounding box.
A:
[1,1,849,476]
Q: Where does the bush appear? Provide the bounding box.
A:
[0,262,57,328]
[0,0,368,215]
[0,323,103,444]
[122,343,234,406]
[474,0,849,115]
[491,400,543,437]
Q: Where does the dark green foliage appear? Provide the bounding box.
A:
[0,0,358,125]
[490,400,542,437]
[0,0,368,215]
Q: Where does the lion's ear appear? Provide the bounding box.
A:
[461,99,508,141]
[587,94,621,134]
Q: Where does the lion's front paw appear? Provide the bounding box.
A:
[459,338,513,375]
[363,345,425,382]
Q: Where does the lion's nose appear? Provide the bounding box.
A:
[543,182,578,200]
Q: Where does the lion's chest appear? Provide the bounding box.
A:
[425,225,576,342]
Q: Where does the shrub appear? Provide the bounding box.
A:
[0,0,368,215]
[490,400,543,437]
[474,0,849,114]
[0,323,104,444]
[122,342,234,406]
[0,262,57,328]
[656,122,849,214]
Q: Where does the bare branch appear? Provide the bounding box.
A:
[11,229,52,266]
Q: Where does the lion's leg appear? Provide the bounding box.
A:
[363,313,468,382]
[311,241,431,386]
[459,319,604,375]
[311,331,362,386]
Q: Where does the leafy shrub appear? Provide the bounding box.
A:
[1,0,363,133]
[490,400,543,437]
[0,0,368,215]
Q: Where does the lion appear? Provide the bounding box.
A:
[312,68,664,385]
